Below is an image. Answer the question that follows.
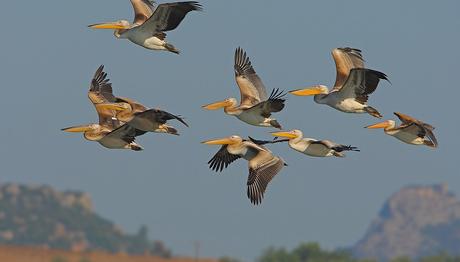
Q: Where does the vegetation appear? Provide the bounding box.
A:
[257,242,460,262]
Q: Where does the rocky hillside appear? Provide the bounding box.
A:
[0,183,170,257]
[352,184,460,261]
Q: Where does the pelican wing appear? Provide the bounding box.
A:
[136,1,202,34]
[116,97,148,113]
[394,112,435,130]
[88,65,116,104]
[87,66,119,126]
[133,108,189,127]
[336,68,388,103]
[131,0,156,26]
[398,123,438,148]
[332,47,365,90]
[244,89,285,117]
[207,145,241,172]
[103,123,146,144]
[234,47,268,108]
[246,145,284,205]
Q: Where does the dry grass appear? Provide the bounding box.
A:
[0,245,218,262]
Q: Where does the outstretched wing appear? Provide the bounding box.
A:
[87,65,118,126]
[336,68,389,103]
[332,47,365,90]
[133,108,189,127]
[234,47,268,108]
[136,1,202,34]
[131,0,156,26]
[394,112,438,147]
[103,123,146,144]
[207,145,241,172]
[394,112,435,130]
[246,144,285,205]
[245,88,286,118]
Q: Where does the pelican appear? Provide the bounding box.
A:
[289,47,389,118]
[365,112,438,148]
[62,66,145,150]
[202,48,286,128]
[88,0,202,53]
[268,129,360,157]
[202,135,286,205]
[96,93,189,135]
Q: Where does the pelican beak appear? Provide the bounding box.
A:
[365,121,390,129]
[88,22,128,30]
[202,100,232,110]
[61,125,93,133]
[96,103,126,111]
[201,138,235,145]
[270,131,298,139]
[289,88,324,96]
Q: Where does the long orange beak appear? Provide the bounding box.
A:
[270,131,298,139]
[95,103,127,111]
[202,100,232,110]
[365,121,390,129]
[88,22,128,30]
[61,125,93,133]
[201,138,235,145]
[289,88,324,96]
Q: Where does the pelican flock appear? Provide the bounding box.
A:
[59,0,439,205]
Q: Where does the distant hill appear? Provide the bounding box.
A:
[352,184,460,261]
[0,183,170,257]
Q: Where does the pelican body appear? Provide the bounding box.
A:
[89,0,202,53]
[290,48,389,118]
[203,135,286,205]
[365,112,438,148]
[62,65,145,151]
[270,130,359,157]
[202,47,286,129]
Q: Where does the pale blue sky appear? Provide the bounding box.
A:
[0,0,459,261]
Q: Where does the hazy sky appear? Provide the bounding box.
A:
[0,0,459,261]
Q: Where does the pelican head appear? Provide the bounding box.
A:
[202,98,237,110]
[202,135,242,145]
[289,85,329,97]
[88,20,131,38]
[61,124,98,133]
[365,120,396,130]
[271,129,303,140]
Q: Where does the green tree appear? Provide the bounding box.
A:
[258,247,299,262]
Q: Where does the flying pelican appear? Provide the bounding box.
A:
[202,47,286,129]
[289,47,389,118]
[88,0,202,53]
[96,93,189,135]
[365,112,438,148]
[265,129,359,157]
[202,135,286,205]
[62,66,145,150]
